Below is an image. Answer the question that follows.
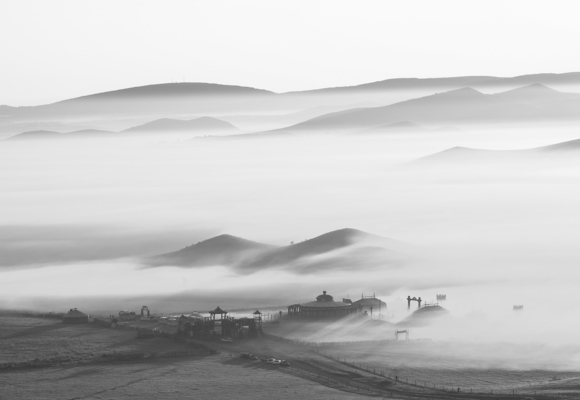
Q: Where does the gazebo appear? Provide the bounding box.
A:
[209,306,228,320]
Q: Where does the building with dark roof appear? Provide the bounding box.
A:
[287,291,362,319]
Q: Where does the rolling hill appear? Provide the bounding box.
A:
[491,83,580,103]
[275,87,500,132]
[265,84,580,134]
[399,305,450,327]
[0,83,278,120]
[415,136,580,166]
[147,234,277,267]
[147,228,412,274]
[3,72,580,124]
[123,117,239,133]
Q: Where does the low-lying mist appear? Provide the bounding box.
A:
[2,125,580,368]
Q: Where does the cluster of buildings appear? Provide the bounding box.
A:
[61,291,388,337]
[177,307,263,338]
[287,291,386,319]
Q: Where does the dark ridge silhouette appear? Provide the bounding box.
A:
[147,234,278,267]
[123,116,239,133]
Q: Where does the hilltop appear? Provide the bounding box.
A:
[147,234,277,267]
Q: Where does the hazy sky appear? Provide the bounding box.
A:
[1,0,579,106]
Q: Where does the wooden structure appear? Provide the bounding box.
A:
[141,306,150,318]
[119,310,136,321]
[287,291,363,319]
[436,294,447,301]
[407,296,422,310]
[253,310,262,330]
[395,329,409,341]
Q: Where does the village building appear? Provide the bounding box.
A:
[63,308,89,324]
[353,293,387,317]
[287,291,363,319]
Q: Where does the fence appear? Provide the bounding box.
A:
[315,349,558,399]
[262,331,429,348]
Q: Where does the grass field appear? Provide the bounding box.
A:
[4,315,580,399]
[0,354,378,400]
[0,316,381,400]
[317,341,580,396]
[0,316,192,364]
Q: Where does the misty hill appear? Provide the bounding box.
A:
[238,228,411,274]
[2,83,278,120]
[148,234,278,267]
[361,121,429,134]
[4,72,580,124]
[269,84,580,134]
[399,305,450,327]
[278,87,499,132]
[415,136,580,166]
[492,83,580,103]
[5,129,116,141]
[287,72,580,95]
[123,117,239,133]
[147,228,412,274]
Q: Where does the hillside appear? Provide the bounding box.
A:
[238,228,410,274]
[273,84,580,134]
[147,234,278,267]
[491,83,580,103]
[1,83,279,120]
[286,72,580,95]
[123,117,239,133]
[414,136,580,167]
[278,87,498,132]
[399,305,450,327]
[3,72,580,123]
